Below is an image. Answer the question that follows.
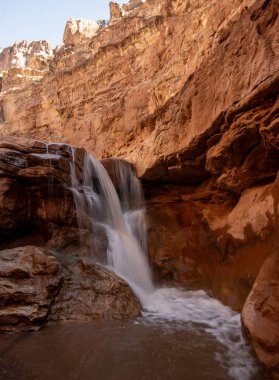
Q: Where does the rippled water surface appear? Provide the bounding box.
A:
[0,318,262,380]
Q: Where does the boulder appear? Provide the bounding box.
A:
[0,246,140,332]
[0,246,61,332]
[242,251,279,379]
[50,258,141,321]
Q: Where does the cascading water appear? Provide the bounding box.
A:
[70,149,259,380]
[70,152,154,299]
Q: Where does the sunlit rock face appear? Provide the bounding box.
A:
[0,40,54,92]
[0,0,278,185]
[0,40,53,71]
[63,18,99,46]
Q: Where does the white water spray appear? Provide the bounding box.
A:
[70,149,259,380]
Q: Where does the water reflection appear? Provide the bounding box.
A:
[0,320,262,380]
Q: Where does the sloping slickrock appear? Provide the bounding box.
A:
[242,251,279,379]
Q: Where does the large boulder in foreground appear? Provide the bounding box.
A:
[0,246,140,332]
[50,258,141,321]
[242,251,279,379]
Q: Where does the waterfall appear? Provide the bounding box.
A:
[70,151,154,301]
[70,148,258,380]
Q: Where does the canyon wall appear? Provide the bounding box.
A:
[0,0,278,186]
[0,0,278,375]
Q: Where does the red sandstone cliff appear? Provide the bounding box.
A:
[0,0,277,188]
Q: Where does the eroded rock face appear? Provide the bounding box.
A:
[242,251,279,379]
[63,18,99,47]
[0,0,278,370]
[0,0,278,188]
[146,173,279,310]
[0,136,82,249]
[0,246,61,332]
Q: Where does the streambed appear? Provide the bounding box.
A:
[0,320,261,380]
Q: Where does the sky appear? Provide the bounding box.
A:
[0,0,125,48]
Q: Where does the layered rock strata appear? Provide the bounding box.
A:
[0,0,278,188]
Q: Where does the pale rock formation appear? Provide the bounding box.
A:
[0,40,53,71]
[63,18,99,46]
[0,40,54,91]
